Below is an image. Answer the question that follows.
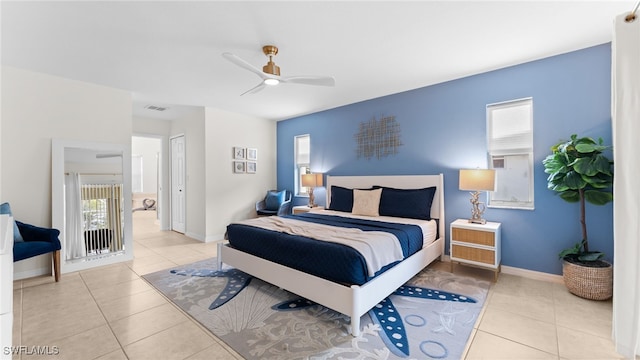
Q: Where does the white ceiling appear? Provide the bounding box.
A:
[1,1,635,121]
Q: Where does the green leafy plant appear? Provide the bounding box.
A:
[542,134,613,263]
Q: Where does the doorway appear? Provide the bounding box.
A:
[131,136,163,231]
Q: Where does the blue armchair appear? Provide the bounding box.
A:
[256,190,292,216]
[13,221,62,282]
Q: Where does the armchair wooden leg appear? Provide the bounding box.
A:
[53,250,60,282]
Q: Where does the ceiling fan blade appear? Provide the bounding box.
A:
[280,75,335,87]
[240,82,266,96]
[222,52,268,80]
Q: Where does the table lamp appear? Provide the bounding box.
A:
[301,173,323,207]
[459,169,496,224]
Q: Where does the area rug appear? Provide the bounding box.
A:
[143,259,489,359]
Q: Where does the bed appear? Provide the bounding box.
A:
[220,174,445,336]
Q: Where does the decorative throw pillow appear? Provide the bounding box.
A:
[329,186,354,212]
[265,190,286,211]
[351,188,382,217]
[0,202,24,242]
[375,186,436,220]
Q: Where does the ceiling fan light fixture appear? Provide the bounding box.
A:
[222,44,334,95]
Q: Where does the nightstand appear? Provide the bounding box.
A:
[450,219,502,281]
[292,205,322,214]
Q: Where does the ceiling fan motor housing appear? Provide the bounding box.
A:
[263,61,280,76]
[262,45,281,76]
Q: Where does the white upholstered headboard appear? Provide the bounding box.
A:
[325,174,445,239]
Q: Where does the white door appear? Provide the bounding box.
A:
[170,135,186,233]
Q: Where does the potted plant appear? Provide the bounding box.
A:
[542,134,613,300]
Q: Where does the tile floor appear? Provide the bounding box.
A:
[11,211,623,359]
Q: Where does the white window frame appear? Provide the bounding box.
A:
[294,134,310,196]
[486,97,534,210]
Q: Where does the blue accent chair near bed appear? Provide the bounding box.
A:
[1,202,62,282]
[256,190,292,216]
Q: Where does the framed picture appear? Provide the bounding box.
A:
[233,147,245,160]
[233,161,245,173]
[246,161,257,173]
[247,148,258,161]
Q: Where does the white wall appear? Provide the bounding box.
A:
[204,108,276,241]
[132,136,161,194]
[1,66,132,278]
[170,109,206,241]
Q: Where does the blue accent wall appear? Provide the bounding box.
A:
[277,44,613,275]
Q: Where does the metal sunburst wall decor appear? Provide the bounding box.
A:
[354,115,402,160]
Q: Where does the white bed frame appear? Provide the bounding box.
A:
[220,174,445,336]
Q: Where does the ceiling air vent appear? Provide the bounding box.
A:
[144,105,169,112]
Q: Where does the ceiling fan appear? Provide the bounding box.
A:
[222,45,335,95]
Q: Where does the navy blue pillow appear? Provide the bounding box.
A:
[265,190,286,211]
[375,186,436,220]
[328,186,353,212]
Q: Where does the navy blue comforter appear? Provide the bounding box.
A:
[225,213,423,285]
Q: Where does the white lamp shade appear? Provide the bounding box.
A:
[459,169,496,191]
[301,173,323,188]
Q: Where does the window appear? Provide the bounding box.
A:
[81,183,124,254]
[486,98,534,209]
[294,134,310,196]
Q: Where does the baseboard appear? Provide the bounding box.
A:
[441,255,563,284]
[185,231,205,242]
[14,267,50,281]
[501,265,563,284]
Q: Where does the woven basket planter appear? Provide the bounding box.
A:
[562,260,613,300]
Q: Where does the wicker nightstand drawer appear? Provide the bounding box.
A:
[451,244,495,265]
[451,227,495,246]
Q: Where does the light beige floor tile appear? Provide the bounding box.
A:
[185,242,219,256]
[110,303,189,345]
[131,244,155,258]
[466,330,558,359]
[80,263,140,290]
[184,342,242,360]
[129,260,177,276]
[136,235,195,248]
[94,349,128,360]
[487,291,556,324]
[20,275,88,311]
[151,245,202,258]
[90,278,154,304]
[478,306,558,355]
[170,253,213,266]
[21,302,107,345]
[12,290,21,352]
[557,326,624,359]
[98,289,168,322]
[491,273,556,298]
[23,325,120,360]
[13,288,21,314]
[127,253,171,268]
[123,321,216,360]
[553,286,612,339]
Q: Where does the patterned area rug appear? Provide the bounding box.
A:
[143,259,489,359]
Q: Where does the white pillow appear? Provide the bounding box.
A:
[352,188,382,216]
